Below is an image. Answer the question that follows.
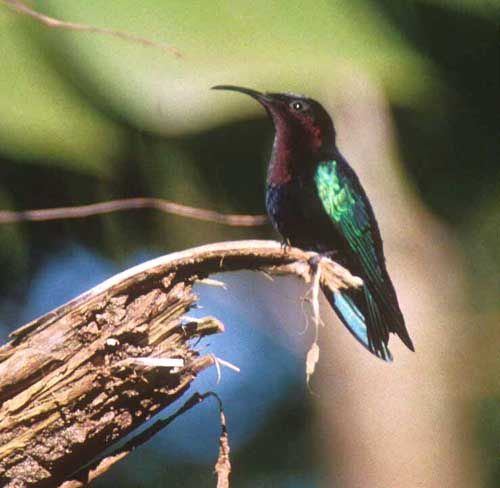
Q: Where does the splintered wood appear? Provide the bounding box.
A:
[0,240,360,487]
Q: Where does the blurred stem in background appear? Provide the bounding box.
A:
[315,69,480,487]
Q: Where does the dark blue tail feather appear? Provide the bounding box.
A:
[324,288,393,361]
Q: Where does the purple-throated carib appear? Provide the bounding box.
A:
[212,85,414,361]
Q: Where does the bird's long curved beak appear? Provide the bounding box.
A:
[211,85,272,104]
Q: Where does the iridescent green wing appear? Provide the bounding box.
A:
[315,160,413,358]
[315,160,393,359]
[314,160,383,285]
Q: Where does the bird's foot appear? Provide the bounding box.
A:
[307,250,338,271]
[280,238,292,253]
[307,254,321,270]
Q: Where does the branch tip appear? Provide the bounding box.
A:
[2,0,181,57]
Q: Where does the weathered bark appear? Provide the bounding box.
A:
[0,240,360,487]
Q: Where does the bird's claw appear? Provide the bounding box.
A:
[307,254,321,270]
[308,250,338,272]
[280,238,292,253]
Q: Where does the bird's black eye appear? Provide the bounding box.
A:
[290,101,305,112]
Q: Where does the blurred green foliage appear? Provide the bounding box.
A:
[0,0,498,486]
[0,12,123,172]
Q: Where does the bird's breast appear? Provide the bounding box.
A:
[266,181,327,250]
[266,174,356,258]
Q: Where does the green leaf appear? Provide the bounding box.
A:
[0,11,122,175]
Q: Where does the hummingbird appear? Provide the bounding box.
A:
[212,85,414,361]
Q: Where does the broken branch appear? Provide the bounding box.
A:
[0,240,361,487]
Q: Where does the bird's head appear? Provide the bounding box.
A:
[212,85,336,158]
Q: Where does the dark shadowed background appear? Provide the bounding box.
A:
[0,1,498,487]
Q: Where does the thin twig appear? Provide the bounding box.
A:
[60,392,214,487]
[63,391,232,488]
[0,197,268,227]
[211,354,241,384]
[2,0,182,57]
[213,392,231,488]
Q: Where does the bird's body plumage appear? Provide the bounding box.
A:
[213,85,414,360]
